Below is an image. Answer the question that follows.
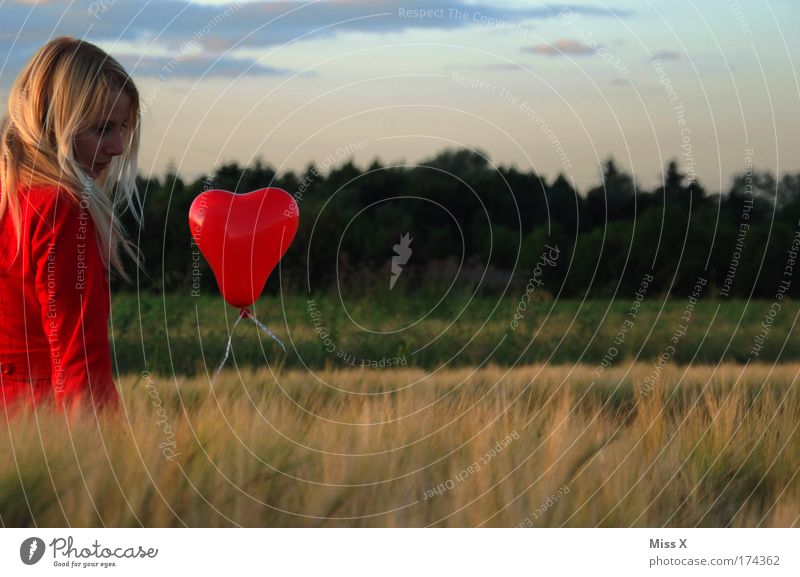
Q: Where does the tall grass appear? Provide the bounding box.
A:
[2,363,798,527]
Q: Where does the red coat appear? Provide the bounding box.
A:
[0,184,118,411]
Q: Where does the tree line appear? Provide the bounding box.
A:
[117,148,800,299]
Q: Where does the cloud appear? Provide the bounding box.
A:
[651,50,681,61]
[0,1,632,83]
[117,54,296,78]
[521,38,596,56]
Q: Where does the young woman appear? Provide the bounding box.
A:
[0,37,142,412]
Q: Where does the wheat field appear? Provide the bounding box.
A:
[1,363,798,527]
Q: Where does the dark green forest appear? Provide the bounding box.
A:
[118,148,800,300]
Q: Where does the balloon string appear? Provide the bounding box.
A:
[210,307,286,386]
[241,308,286,351]
[211,309,247,386]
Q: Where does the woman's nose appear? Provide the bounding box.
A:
[106,130,124,156]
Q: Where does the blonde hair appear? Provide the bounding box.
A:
[0,36,141,280]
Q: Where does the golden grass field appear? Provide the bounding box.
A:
[1,363,798,527]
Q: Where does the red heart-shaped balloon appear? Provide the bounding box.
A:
[189,188,299,308]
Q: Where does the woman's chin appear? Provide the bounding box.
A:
[85,166,109,180]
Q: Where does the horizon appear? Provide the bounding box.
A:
[149,148,782,198]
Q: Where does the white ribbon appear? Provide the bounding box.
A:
[211,308,285,385]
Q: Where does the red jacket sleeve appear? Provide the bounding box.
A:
[29,190,118,410]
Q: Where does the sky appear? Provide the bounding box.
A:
[1,0,798,192]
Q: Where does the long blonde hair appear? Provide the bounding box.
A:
[0,36,141,280]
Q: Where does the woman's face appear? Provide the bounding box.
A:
[73,89,131,179]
